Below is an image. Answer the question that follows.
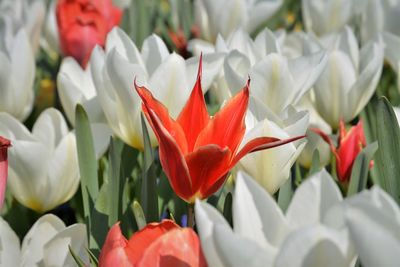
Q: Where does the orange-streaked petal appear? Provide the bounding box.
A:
[230,135,306,168]
[184,144,232,202]
[135,81,188,154]
[145,108,193,200]
[126,220,179,264]
[177,55,210,151]
[137,228,208,267]
[194,80,250,154]
[99,223,132,267]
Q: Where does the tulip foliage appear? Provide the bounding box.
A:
[2,0,400,266]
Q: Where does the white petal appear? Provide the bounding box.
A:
[0,217,21,266]
[141,34,170,75]
[21,214,66,266]
[213,224,275,267]
[224,50,251,94]
[246,0,283,34]
[286,169,343,228]
[274,225,350,267]
[149,53,190,118]
[42,223,88,266]
[195,199,229,267]
[234,172,289,248]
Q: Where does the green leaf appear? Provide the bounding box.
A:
[108,137,124,226]
[69,246,86,267]
[75,105,99,248]
[132,201,147,230]
[347,142,378,197]
[278,175,294,212]
[374,97,400,204]
[222,193,233,227]
[140,114,159,222]
[86,248,99,266]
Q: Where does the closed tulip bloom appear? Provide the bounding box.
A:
[0,28,35,121]
[307,27,384,127]
[194,0,283,43]
[0,214,88,266]
[313,120,369,183]
[0,108,79,212]
[99,220,207,267]
[56,0,123,67]
[0,136,11,209]
[136,58,303,203]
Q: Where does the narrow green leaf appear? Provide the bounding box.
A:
[108,137,124,226]
[347,142,378,197]
[132,201,147,230]
[86,248,99,266]
[140,114,159,222]
[69,246,86,267]
[278,175,294,212]
[222,193,233,227]
[75,105,99,248]
[375,97,400,203]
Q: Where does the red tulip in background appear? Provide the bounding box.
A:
[0,136,11,209]
[313,120,371,183]
[56,0,123,67]
[135,57,304,203]
[99,220,207,267]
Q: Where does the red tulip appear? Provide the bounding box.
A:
[56,0,123,67]
[312,120,370,183]
[99,220,207,267]
[135,57,304,203]
[0,136,11,209]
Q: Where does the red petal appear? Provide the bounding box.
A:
[99,223,132,267]
[194,80,250,154]
[336,121,366,182]
[136,228,208,267]
[310,127,338,157]
[126,220,179,264]
[230,135,305,168]
[0,136,10,209]
[135,82,188,154]
[145,108,193,201]
[177,55,210,151]
[184,145,232,202]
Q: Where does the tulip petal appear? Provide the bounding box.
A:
[195,81,249,154]
[0,136,10,209]
[0,216,21,266]
[213,224,275,267]
[137,228,207,267]
[231,135,304,168]
[135,83,188,154]
[126,220,179,264]
[185,144,232,201]
[144,108,193,200]
[99,223,132,267]
[177,57,210,151]
[195,199,230,267]
[234,172,289,248]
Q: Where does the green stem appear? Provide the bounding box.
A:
[188,203,195,228]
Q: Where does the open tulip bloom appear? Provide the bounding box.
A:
[135,58,304,203]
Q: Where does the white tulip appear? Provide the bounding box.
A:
[195,169,355,267]
[237,99,309,193]
[90,27,223,149]
[194,0,283,43]
[344,186,400,267]
[0,0,46,54]
[0,109,79,213]
[41,0,59,55]
[190,28,327,112]
[0,214,88,266]
[302,0,355,36]
[0,28,35,121]
[307,27,384,128]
